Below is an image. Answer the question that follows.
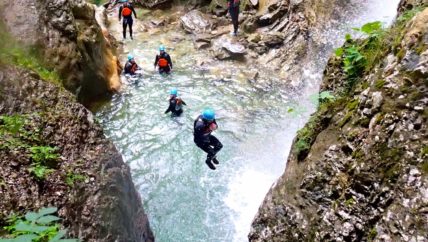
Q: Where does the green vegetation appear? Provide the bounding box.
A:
[0,207,78,242]
[29,146,60,180]
[344,197,355,207]
[65,173,86,187]
[0,114,60,181]
[368,227,378,241]
[0,21,60,84]
[374,79,386,89]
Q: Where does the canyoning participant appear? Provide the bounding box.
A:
[228,0,240,36]
[154,45,173,74]
[193,108,223,170]
[124,54,140,75]
[165,88,187,116]
[118,0,137,40]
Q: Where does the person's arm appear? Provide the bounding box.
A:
[165,100,174,114]
[182,100,187,106]
[131,5,137,18]
[154,55,159,68]
[118,6,122,21]
[167,54,173,69]
[194,121,208,140]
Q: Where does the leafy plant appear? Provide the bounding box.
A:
[0,207,79,242]
[29,146,60,180]
[352,21,383,37]
[0,115,25,135]
[65,173,86,187]
[30,147,59,164]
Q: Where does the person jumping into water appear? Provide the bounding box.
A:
[193,108,223,170]
[165,88,187,116]
[118,0,137,40]
[154,45,173,74]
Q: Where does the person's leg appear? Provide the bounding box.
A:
[232,7,239,34]
[208,135,223,164]
[195,141,216,170]
[122,19,127,39]
[128,18,133,39]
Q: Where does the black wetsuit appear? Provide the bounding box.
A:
[154,52,173,74]
[124,60,138,75]
[119,3,137,39]
[193,115,223,169]
[165,96,187,116]
[228,0,240,34]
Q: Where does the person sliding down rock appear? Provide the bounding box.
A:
[124,54,140,75]
[118,0,137,40]
[154,45,173,74]
[193,108,223,170]
[165,88,187,117]
[228,0,240,36]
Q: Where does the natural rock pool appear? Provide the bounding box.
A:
[94,2,399,241]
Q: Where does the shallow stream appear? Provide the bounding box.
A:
[95,2,399,241]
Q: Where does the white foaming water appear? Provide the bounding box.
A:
[224,1,400,241]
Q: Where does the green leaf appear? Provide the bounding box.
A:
[15,222,50,233]
[345,33,352,41]
[57,240,79,242]
[36,215,60,225]
[12,234,39,242]
[335,48,343,57]
[24,212,40,223]
[0,239,15,242]
[38,207,57,217]
[360,21,382,35]
[49,230,66,242]
[319,91,335,101]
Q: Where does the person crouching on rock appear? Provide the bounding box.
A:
[124,54,139,75]
[193,108,223,170]
[228,0,240,36]
[154,45,173,74]
[119,0,137,40]
[165,88,187,117]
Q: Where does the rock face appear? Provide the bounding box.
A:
[250,3,428,242]
[0,0,121,103]
[180,10,214,34]
[212,35,246,59]
[0,64,154,242]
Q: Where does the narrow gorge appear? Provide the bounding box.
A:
[0,0,426,241]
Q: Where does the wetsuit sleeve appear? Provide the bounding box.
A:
[165,100,173,114]
[182,100,187,106]
[167,54,173,68]
[118,6,122,20]
[124,62,130,73]
[154,55,159,67]
[131,6,137,18]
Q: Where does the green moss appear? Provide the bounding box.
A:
[338,111,354,128]
[344,197,355,207]
[352,149,364,160]
[355,117,370,127]
[421,161,428,176]
[346,99,359,111]
[374,79,386,89]
[368,227,378,241]
[0,20,61,84]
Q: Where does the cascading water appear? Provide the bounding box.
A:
[95,1,399,241]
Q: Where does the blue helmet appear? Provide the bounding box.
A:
[170,88,178,96]
[202,108,215,121]
[127,54,134,61]
[159,45,166,51]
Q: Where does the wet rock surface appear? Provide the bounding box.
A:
[180,10,214,34]
[0,0,121,103]
[249,3,428,241]
[0,64,154,242]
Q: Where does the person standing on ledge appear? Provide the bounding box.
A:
[165,88,187,117]
[118,0,137,40]
[193,108,223,170]
[228,0,240,36]
[154,45,173,74]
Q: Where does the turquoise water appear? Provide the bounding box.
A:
[95,1,399,241]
